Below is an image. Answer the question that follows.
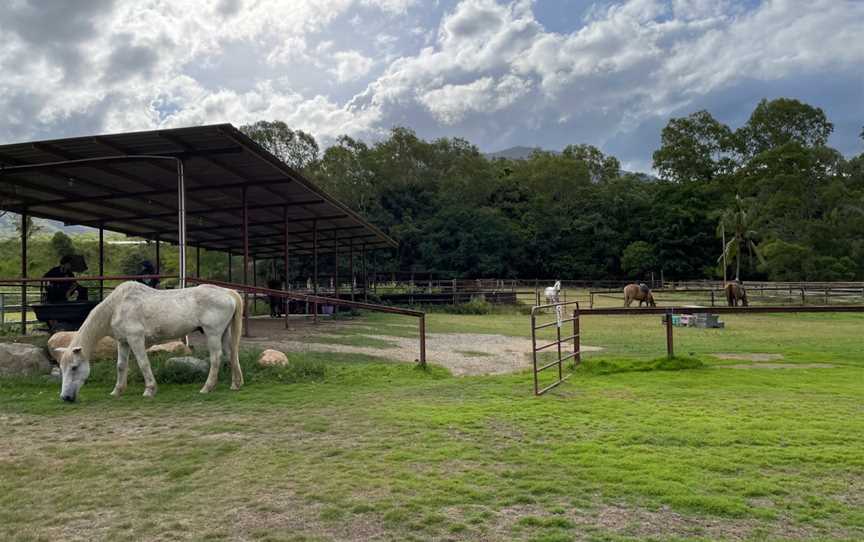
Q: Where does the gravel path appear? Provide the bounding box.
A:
[712,353,784,362]
[235,319,601,376]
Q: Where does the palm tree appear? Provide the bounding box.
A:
[717,194,764,281]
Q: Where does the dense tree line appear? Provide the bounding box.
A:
[241,98,864,281]
[2,98,860,284]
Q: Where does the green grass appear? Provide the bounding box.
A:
[358,309,864,365]
[1,310,863,541]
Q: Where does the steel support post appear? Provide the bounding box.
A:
[349,238,355,302]
[177,159,186,289]
[242,186,250,336]
[155,234,161,274]
[284,205,290,328]
[313,219,318,323]
[334,232,339,308]
[20,211,27,335]
[98,223,105,300]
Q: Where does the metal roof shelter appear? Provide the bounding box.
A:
[0,123,407,342]
[0,123,396,261]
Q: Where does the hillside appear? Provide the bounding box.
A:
[0,213,95,238]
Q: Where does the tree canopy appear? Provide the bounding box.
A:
[231,97,863,282]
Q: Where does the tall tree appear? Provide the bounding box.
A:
[239,120,320,171]
[562,144,620,183]
[717,194,764,281]
[50,231,76,259]
[738,98,833,157]
[652,110,738,182]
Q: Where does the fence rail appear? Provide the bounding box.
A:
[577,305,864,359]
[187,277,427,367]
[589,285,864,308]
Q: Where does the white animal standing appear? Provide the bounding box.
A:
[544,281,561,304]
[57,281,244,402]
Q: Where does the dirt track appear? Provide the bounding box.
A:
[217,317,601,376]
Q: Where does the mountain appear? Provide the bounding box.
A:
[484,146,559,160]
[0,212,95,238]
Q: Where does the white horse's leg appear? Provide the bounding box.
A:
[110,340,130,397]
[222,327,243,391]
[129,336,157,398]
[200,332,222,394]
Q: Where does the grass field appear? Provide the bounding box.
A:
[1,309,863,541]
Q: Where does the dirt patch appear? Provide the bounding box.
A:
[441,501,833,541]
[229,318,602,376]
[723,363,836,370]
[713,353,784,362]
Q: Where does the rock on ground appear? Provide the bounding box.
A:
[0,343,52,377]
[165,356,210,375]
[47,332,116,362]
[147,340,192,356]
[258,349,289,367]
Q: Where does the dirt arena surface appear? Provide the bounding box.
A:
[193,317,601,376]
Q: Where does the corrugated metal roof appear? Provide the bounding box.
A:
[0,123,396,257]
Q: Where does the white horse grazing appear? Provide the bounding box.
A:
[544,281,561,304]
[57,282,244,402]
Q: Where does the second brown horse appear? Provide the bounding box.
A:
[724,282,748,306]
[624,283,656,307]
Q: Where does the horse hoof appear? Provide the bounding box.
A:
[143,388,156,398]
[199,387,213,394]
[230,384,241,391]
[110,389,123,397]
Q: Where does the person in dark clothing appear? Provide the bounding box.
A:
[44,255,88,303]
[267,278,285,317]
[137,260,160,288]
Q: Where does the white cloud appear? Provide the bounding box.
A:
[350,0,864,145]
[0,0,862,165]
[420,74,532,123]
[361,0,417,14]
[331,50,375,82]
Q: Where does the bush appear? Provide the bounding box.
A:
[154,358,208,385]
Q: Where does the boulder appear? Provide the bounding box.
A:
[165,356,210,376]
[258,349,289,367]
[147,340,192,356]
[0,343,52,377]
[47,332,116,362]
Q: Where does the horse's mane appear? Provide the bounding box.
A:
[71,283,130,358]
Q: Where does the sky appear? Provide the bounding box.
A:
[1,0,862,172]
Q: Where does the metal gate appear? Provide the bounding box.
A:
[530,301,581,395]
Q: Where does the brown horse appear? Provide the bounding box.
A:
[724,282,748,306]
[624,283,656,307]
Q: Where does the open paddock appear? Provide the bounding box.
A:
[2,308,863,541]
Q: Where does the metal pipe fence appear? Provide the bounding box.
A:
[588,286,864,308]
[530,301,581,395]
[187,277,427,367]
[577,305,864,360]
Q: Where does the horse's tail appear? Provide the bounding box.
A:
[227,289,244,389]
